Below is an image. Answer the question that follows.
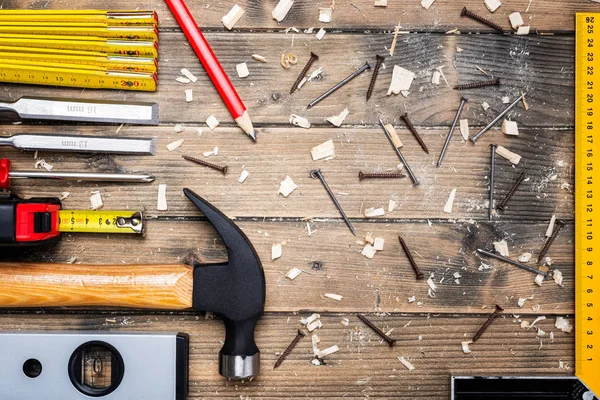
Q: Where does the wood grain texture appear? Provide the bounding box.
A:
[0,33,575,127]
[0,220,574,314]
[1,0,591,32]
[0,313,574,399]
[1,125,574,220]
[0,263,193,309]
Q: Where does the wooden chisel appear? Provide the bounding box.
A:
[0,133,156,155]
[0,96,159,125]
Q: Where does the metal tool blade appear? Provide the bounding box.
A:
[0,134,156,155]
[9,171,154,183]
[0,96,159,125]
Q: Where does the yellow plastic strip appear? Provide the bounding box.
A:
[58,210,143,234]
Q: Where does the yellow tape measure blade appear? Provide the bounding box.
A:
[57,210,143,234]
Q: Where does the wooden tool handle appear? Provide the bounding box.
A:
[0,263,193,309]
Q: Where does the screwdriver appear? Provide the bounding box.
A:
[0,158,154,189]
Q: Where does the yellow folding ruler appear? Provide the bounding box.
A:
[0,10,158,25]
[575,13,600,397]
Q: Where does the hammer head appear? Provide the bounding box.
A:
[184,189,265,379]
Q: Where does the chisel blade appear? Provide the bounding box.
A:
[0,96,159,125]
[0,134,156,155]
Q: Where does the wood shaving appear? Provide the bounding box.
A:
[385,124,403,148]
[521,91,529,110]
[340,318,350,326]
[319,7,333,23]
[365,232,374,244]
[518,295,534,307]
[184,88,193,103]
[174,123,185,133]
[516,25,530,35]
[518,252,532,262]
[167,139,185,151]
[361,244,377,259]
[318,345,339,357]
[374,0,387,6]
[180,68,197,83]
[426,275,437,292]
[388,199,398,212]
[534,273,545,286]
[326,108,350,127]
[553,269,564,286]
[373,237,385,251]
[60,192,70,200]
[431,70,441,85]
[236,62,250,78]
[387,65,416,95]
[285,267,302,280]
[461,341,473,354]
[272,0,294,22]
[308,67,324,81]
[397,356,415,371]
[389,19,402,56]
[502,96,510,104]
[493,239,509,257]
[272,243,283,260]
[89,191,103,210]
[456,46,464,52]
[203,147,218,157]
[484,0,502,12]
[443,188,457,214]
[238,169,250,183]
[289,114,311,129]
[221,4,245,30]
[311,139,335,161]
[157,184,167,211]
[307,319,323,332]
[364,207,385,217]
[300,313,320,325]
[509,12,524,29]
[502,119,519,136]
[35,159,53,171]
[316,28,326,40]
[252,54,267,63]
[311,334,320,355]
[278,176,298,197]
[324,293,343,301]
[546,214,556,237]
[421,0,435,9]
[175,76,191,84]
[459,119,470,140]
[206,115,219,131]
[496,146,522,165]
[482,102,490,111]
[528,316,546,329]
[555,317,572,333]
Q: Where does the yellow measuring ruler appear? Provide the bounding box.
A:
[0,53,157,73]
[0,63,157,91]
[575,13,600,396]
[0,10,158,26]
[0,23,158,41]
[57,210,143,234]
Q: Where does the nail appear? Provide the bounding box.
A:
[471,94,525,143]
[472,305,504,342]
[489,144,497,220]
[454,77,501,91]
[437,97,468,167]
[379,118,419,185]
[274,329,305,369]
[311,169,356,235]
[366,55,385,101]
[359,171,406,180]
[182,154,228,174]
[290,52,319,94]
[537,219,565,264]
[476,248,549,276]
[308,62,371,108]
[461,7,504,33]
[400,113,429,154]
[497,171,527,211]
[398,236,424,280]
[357,314,396,347]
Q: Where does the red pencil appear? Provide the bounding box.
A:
[165,0,256,140]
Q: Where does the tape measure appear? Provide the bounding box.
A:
[575,13,600,397]
[57,210,143,234]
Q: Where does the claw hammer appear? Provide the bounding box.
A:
[0,188,266,379]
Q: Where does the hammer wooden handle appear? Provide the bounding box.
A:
[0,263,193,309]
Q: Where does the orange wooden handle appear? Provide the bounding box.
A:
[0,263,193,309]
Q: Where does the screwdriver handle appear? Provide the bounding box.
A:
[0,158,10,189]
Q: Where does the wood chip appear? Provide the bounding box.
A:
[324,293,343,301]
[157,184,167,211]
[482,102,490,111]
[174,123,185,133]
[301,313,320,325]
[272,243,283,260]
[35,159,53,171]
[89,191,103,210]
[167,138,185,151]
[272,0,294,22]
[326,108,350,127]
[316,28,326,40]
[361,244,377,259]
[555,317,572,333]
[373,237,385,251]
[318,345,339,357]
[206,115,219,131]
[385,124,403,148]
[546,214,556,237]
[421,0,435,9]
[519,252,532,262]
[311,139,336,161]
[496,145,522,165]
[364,207,385,217]
[278,176,298,197]
[534,273,545,286]
[389,19,402,56]
[306,319,323,332]
[221,4,245,30]
[285,267,302,280]
[374,0,387,6]
[238,169,249,183]
[289,114,311,129]
[461,341,473,354]
[397,356,415,371]
[319,7,333,23]
[443,188,457,214]
[484,0,502,12]
[521,91,530,110]
[502,119,519,136]
[236,62,249,78]
[252,54,267,62]
[493,239,509,257]
[509,12,524,29]
[387,65,415,95]
[311,334,320,355]
[553,269,564,286]
[175,76,191,84]
[184,88,193,103]
[180,68,197,83]
[516,26,530,35]
[388,199,398,212]
[431,69,441,85]
[459,119,470,140]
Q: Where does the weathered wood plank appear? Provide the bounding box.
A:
[0,33,575,127]
[0,313,574,399]
[1,125,574,220]
[0,220,574,313]
[4,0,592,32]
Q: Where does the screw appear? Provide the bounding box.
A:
[537,219,565,264]
[310,169,356,235]
[400,113,429,154]
[274,329,305,369]
[290,52,319,94]
[379,118,419,185]
[471,94,525,143]
[398,236,424,280]
[472,305,504,342]
[437,97,468,168]
[460,7,504,33]
[489,144,497,221]
[357,314,396,347]
[366,55,385,101]
[308,62,371,108]
[476,248,549,276]
[454,77,501,91]
[358,171,406,180]
[497,171,527,211]
[182,154,228,174]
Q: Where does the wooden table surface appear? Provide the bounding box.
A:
[0,1,585,398]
